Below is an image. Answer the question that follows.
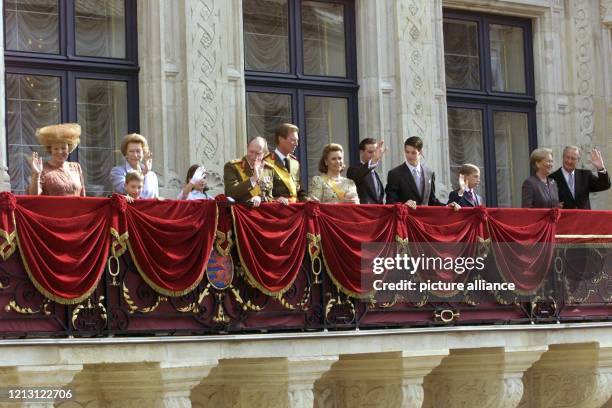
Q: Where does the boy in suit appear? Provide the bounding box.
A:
[447,164,483,207]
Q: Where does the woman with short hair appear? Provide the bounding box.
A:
[308,143,359,204]
[521,148,561,208]
[28,123,86,196]
[110,133,159,198]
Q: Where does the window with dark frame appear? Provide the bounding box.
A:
[243,0,358,186]
[4,0,139,196]
[443,10,537,207]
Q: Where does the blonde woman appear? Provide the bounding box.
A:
[309,144,359,204]
[28,123,85,196]
[110,133,159,198]
[521,148,561,208]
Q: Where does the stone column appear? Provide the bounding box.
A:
[423,346,545,408]
[567,0,611,209]
[192,358,290,408]
[287,357,338,408]
[314,350,447,408]
[393,0,451,196]
[0,0,11,192]
[0,364,82,408]
[399,350,449,408]
[191,356,336,408]
[521,343,612,408]
[183,0,246,196]
[138,0,190,196]
[64,362,216,408]
[354,0,397,181]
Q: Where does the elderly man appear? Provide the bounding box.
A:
[223,136,274,206]
[263,123,309,204]
[549,146,610,209]
[346,138,386,204]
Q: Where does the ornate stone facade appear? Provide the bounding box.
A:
[1,327,612,407]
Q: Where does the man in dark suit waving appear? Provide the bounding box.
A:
[386,136,459,210]
[347,138,386,204]
[549,146,610,209]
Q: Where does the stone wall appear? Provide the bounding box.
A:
[1,325,612,407]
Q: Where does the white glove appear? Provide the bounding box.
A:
[190,166,207,184]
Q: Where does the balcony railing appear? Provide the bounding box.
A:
[0,194,610,338]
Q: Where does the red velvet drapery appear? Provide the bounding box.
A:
[232,203,309,295]
[0,195,609,303]
[485,208,559,293]
[14,196,112,304]
[118,199,218,296]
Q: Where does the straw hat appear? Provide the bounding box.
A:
[35,123,81,152]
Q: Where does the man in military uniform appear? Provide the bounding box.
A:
[264,123,309,204]
[223,136,274,206]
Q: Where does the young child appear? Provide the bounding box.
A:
[124,170,144,202]
[177,164,213,200]
[447,163,483,207]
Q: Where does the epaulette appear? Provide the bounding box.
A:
[230,158,242,164]
[263,161,274,168]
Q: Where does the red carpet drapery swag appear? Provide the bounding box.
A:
[1,195,610,304]
[485,208,559,293]
[115,199,218,297]
[400,207,485,296]
[311,204,403,298]
[13,196,113,304]
[232,203,309,295]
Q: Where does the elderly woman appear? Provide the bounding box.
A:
[28,123,86,196]
[309,143,359,204]
[521,148,561,208]
[110,133,159,198]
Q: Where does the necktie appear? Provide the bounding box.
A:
[413,168,422,196]
[568,172,575,197]
[465,190,474,204]
[371,171,380,197]
[284,158,290,172]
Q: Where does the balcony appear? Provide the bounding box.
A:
[0,194,609,337]
[0,195,611,407]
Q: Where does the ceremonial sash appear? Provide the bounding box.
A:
[233,162,261,197]
[265,157,297,198]
[323,176,346,200]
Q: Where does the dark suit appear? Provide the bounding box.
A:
[346,162,384,204]
[521,176,560,208]
[385,163,443,205]
[549,168,610,209]
[447,189,482,207]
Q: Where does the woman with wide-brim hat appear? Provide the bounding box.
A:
[28,123,86,196]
